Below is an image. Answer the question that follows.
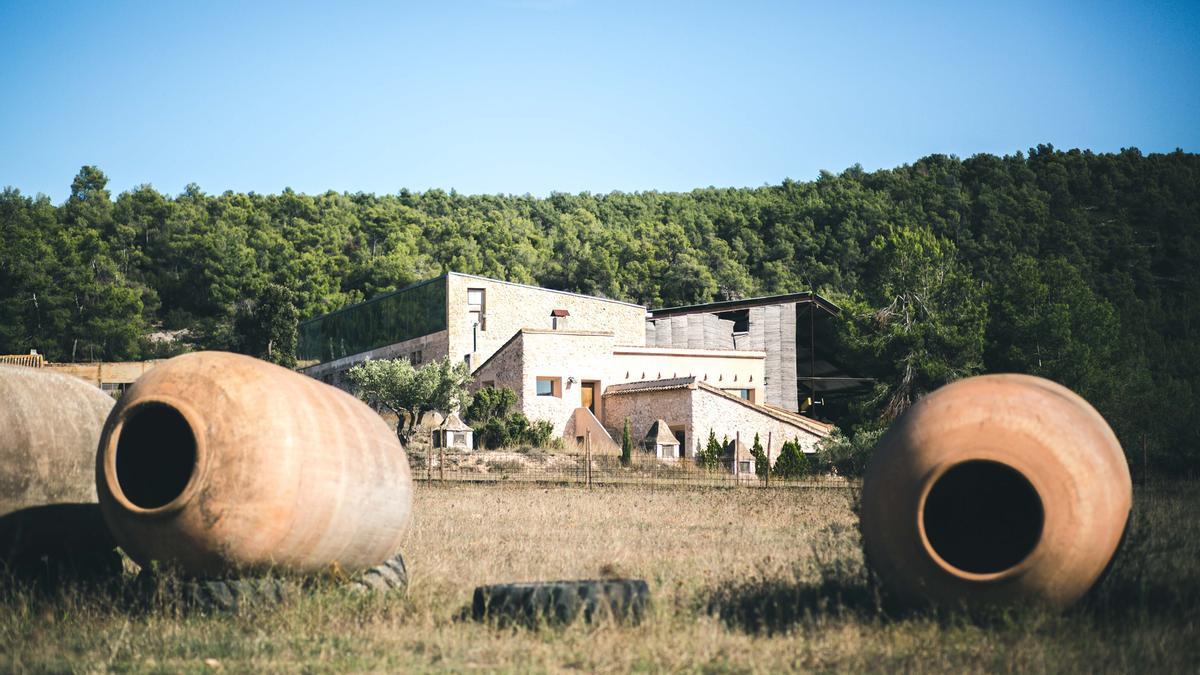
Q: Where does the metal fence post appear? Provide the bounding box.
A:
[585,429,593,489]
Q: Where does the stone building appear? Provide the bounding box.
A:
[298,272,645,381]
[602,377,830,464]
[469,328,777,454]
[1,351,162,398]
[299,272,842,466]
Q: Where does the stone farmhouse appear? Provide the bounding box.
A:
[298,272,846,465]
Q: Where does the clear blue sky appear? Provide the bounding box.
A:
[2,0,1197,202]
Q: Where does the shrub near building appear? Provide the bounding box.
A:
[466,386,556,449]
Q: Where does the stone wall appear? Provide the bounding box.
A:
[519,331,615,437]
[611,347,764,403]
[604,383,828,464]
[47,360,163,397]
[446,273,646,369]
[472,328,784,447]
[602,387,693,456]
[689,384,824,462]
[470,332,527,411]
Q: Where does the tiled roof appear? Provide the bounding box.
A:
[605,376,832,438]
[604,376,698,395]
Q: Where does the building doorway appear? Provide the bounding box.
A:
[581,381,599,416]
[672,428,686,458]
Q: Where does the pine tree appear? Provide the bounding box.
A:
[750,432,769,479]
[774,439,811,479]
[700,429,723,470]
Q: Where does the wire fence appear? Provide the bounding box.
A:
[410,444,856,490]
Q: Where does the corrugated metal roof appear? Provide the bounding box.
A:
[0,354,45,368]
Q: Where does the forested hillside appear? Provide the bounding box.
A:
[2,145,1197,472]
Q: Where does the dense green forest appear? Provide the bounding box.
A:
[2,146,1197,473]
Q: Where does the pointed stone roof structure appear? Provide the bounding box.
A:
[723,437,752,462]
[440,411,472,432]
[643,419,679,448]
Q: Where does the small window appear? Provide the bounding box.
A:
[536,377,560,397]
[739,461,752,473]
[468,288,486,330]
[726,388,752,401]
[483,380,495,389]
[411,350,423,365]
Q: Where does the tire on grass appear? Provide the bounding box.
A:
[472,578,650,626]
[132,570,291,614]
[347,552,408,593]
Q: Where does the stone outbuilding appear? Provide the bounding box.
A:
[603,376,831,465]
[432,412,474,450]
[642,419,682,459]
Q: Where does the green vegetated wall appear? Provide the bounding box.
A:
[298,276,446,362]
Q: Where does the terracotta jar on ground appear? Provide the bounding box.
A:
[860,374,1131,611]
[96,352,412,576]
[0,365,118,576]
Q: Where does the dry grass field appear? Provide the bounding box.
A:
[2,482,1198,673]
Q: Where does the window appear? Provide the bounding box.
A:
[739,461,752,473]
[410,349,423,365]
[536,377,560,397]
[468,288,486,330]
[726,388,752,401]
[483,380,495,389]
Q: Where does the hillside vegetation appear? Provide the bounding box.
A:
[2,146,1197,471]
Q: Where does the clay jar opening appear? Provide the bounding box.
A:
[921,460,1044,577]
[113,402,198,510]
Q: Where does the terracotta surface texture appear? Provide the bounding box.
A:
[0,364,115,516]
[0,365,118,571]
[96,351,412,576]
[860,374,1132,611]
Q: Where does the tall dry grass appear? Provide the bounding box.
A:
[1,482,1197,672]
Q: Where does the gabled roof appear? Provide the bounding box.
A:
[603,376,833,437]
[440,412,472,432]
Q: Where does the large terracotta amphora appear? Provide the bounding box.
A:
[0,365,118,577]
[860,374,1131,611]
[96,352,412,576]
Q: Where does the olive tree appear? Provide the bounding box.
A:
[345,356,471,442]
